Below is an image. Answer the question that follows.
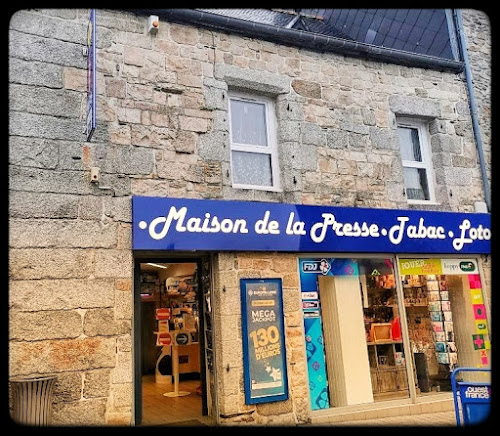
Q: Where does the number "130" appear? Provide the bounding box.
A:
[249,326,280,348]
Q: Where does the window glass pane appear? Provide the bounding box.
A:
[403,167,430,200]
[232,151,272,186]
[398,127,422,162]
[300,257,409,409]
[399,261,491,396]
[230,99,268,147]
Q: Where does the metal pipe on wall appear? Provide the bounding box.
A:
[453,9,491,212]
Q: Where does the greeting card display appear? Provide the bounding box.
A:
[439,290,449,301]
[433,332,446,342]
[426,280,439,291]
[437,352,449,364]
[428,301,441,312]
[428,291,440,301]
[430,311,443,322]
[432,322,443,332]
[428,276,457,372]
[441,301,451,311]
[435,342,446,352]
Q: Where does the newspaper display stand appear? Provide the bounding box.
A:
[451,367,490,426]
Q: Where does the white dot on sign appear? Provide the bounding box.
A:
[381,228,387,236]
[448,231,454,237]
[139,221,147,230]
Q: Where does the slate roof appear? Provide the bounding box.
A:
[196,8,454,60]
[197,9,354,40]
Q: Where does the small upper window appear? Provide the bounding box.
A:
[228,91,280,191]
[397,118,436,203]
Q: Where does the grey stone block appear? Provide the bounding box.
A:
[204,86,228,111]
[9,218,118,249]
[369,127,400,151]
[10,10,87,45]
[215,63,290,95]
[90,144,155,175]
[9,58,63,88]
[10,84,83,118]
[326,129,349,149]
[9,191,79,219]
[198,131,229,161]
[10,30,86,69]
[9,278,115,311]
[443,167,473,186]
[9,248,94,280]
[301,122,326,147]
[9,309,82,340]
[9,166,92,195]
[10,112,85,141]
[9,136,59,169]
[280,142,317,171]
[278,121,301,142]
[275,96,303,122]
[430,134,462,154]
[389,95,441,118]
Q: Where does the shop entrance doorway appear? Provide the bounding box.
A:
[134,257,212,426]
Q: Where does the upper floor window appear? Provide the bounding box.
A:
[228,91,280,191]
[397,118,436,203]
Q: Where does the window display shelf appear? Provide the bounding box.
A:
[367,340,402,345]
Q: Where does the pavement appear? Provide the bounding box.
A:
[315,410,458,426]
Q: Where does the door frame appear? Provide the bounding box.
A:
[133,253,208,425]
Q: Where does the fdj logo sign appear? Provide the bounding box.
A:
[460,261,476,272]
[302,259,331,275]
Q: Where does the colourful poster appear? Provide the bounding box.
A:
[472,334,486,350]
[473,304,487,320]
[470,288,484,304]
[475,320,488,335]
[480,350,489,365]
[468,274,482,289]
[304,316,330,410]
[241,278,288,404]
[399,259,481,276]
[399,259,442,275]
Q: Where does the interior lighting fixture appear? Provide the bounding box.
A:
[146,263,169,269]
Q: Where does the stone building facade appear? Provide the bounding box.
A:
[9,9,490,426]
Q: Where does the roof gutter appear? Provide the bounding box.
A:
[129,8,464,73]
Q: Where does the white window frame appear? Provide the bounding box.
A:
[397,117,437,205]
[228,90,281,192]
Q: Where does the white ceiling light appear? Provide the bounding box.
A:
[146,263,169,269]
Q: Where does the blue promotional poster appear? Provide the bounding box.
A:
[241,278,288,404]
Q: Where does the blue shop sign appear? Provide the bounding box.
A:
[132,196,491,254]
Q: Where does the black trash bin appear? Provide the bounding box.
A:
[414,352,431,393]
[10,376,57,426]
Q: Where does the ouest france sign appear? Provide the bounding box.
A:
[132,196,491,254]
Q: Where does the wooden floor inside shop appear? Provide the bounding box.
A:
[141,374,210,426]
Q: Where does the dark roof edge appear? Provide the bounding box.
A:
[128,9,464,73]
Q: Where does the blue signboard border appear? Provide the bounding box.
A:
[241,278,289,405]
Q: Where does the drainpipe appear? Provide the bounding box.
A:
[453,9,491,212]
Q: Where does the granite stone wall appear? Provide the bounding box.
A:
[8,8,491,425]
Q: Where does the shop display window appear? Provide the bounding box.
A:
[400,258,491,395]
[359,259,409,402]
[300,256,490,412]
[299,257,410,410]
